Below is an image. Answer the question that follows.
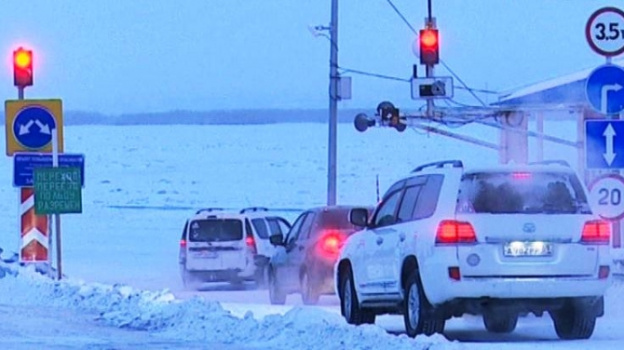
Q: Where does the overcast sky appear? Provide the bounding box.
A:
[0,0,618,114]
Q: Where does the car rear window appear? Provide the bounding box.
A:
[457,171,591,214]
[188,219,243,242]
[318,208,372,231]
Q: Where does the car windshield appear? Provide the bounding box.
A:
[188,219,243,242]
[457,171,591,214]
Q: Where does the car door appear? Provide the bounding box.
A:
[274,212,307,291]
[284,211,316,290]
[359,187,404,296]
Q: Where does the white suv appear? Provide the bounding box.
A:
[179,207,291,289]
[336,160,612,340]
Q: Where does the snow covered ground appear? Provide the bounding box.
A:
[1,120,623,349]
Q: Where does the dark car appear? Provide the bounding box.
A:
[267,205,373,305]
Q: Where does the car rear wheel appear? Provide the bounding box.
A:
[403,271,445,337]
[483,312,518,333]
[268,267,286,305]
[180,267,200,291]
[301,271,320,305]
[340,267,375,325]
[551,299,598,340]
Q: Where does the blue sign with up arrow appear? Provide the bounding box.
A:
[586,64,624,115]
[12,105,57,150]
[586,120,624,169]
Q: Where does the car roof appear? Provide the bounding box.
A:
[464,164,577,175]
[188,207,277,221]
[304,205,375,213]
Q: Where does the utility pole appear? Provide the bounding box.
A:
[327,0,339,206]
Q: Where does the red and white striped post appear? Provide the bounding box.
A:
[19,187,50,263]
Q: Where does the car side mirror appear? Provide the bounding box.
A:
[349,208,369,227]
[270,233,284,246]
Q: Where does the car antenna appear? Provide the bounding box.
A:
[376,174,380,202]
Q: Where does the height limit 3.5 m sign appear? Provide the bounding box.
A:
[586,7,624,57]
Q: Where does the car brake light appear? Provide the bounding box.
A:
[180,239,187,247]
[581,220,610,244]
[318,230,344,259]
[511,172,531,180]
[436,220,477,244]
[246,236,257,254]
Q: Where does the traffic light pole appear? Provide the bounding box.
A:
[18,87,24,100]
[425,0,434,118]
[327,0,339,206]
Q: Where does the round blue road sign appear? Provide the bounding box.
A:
[586,64,624,115]
[12,105,57,150]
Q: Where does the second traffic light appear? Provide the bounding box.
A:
[419,28,439,66]
[13,47,33,88]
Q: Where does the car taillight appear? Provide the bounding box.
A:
[180,239,187,247]
[246,236,257,254]
[581,220,610,244]
[436,220,477,244]
[318,230,344,259]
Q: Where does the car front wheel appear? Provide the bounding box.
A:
[340,267,375,325]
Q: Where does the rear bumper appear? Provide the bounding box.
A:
[183,268,256,282]
[423,274,612,305]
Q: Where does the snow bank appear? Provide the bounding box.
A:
[0,263,460,350]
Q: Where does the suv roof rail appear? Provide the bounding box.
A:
[528,160,571,167]
[195,207,224,214]
[240,206,269,214]
[411,160,464,173]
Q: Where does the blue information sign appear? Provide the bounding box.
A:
[13,153,85,188]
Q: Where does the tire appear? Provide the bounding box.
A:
[403,271,445,337]
[268,267,287,305]
[551,300,598,340]
[255,265,268,289]
[301,270,320,305]
[483,312,518,333]
[181,267,200,291]
[339,267,375,325]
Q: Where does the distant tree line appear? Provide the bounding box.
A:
[0,109,372,125]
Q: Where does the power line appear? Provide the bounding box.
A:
[385,0,418,35]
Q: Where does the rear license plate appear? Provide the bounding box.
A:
[195,251,218,259]
[503,241,553,257]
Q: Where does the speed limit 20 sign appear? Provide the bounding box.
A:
[589,174,624,221]
[586,7,624,57]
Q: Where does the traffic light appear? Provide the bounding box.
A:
[13,47,33,88]
[419,28,439,66]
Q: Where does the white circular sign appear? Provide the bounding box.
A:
[586,7,624,57]
[589,174,624,221]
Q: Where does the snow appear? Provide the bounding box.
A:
[0,122,622,349]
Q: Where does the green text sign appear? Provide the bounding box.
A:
[34,167,82,214]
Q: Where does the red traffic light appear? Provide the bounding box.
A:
[419,29,439,66]
[13,47,33,88]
